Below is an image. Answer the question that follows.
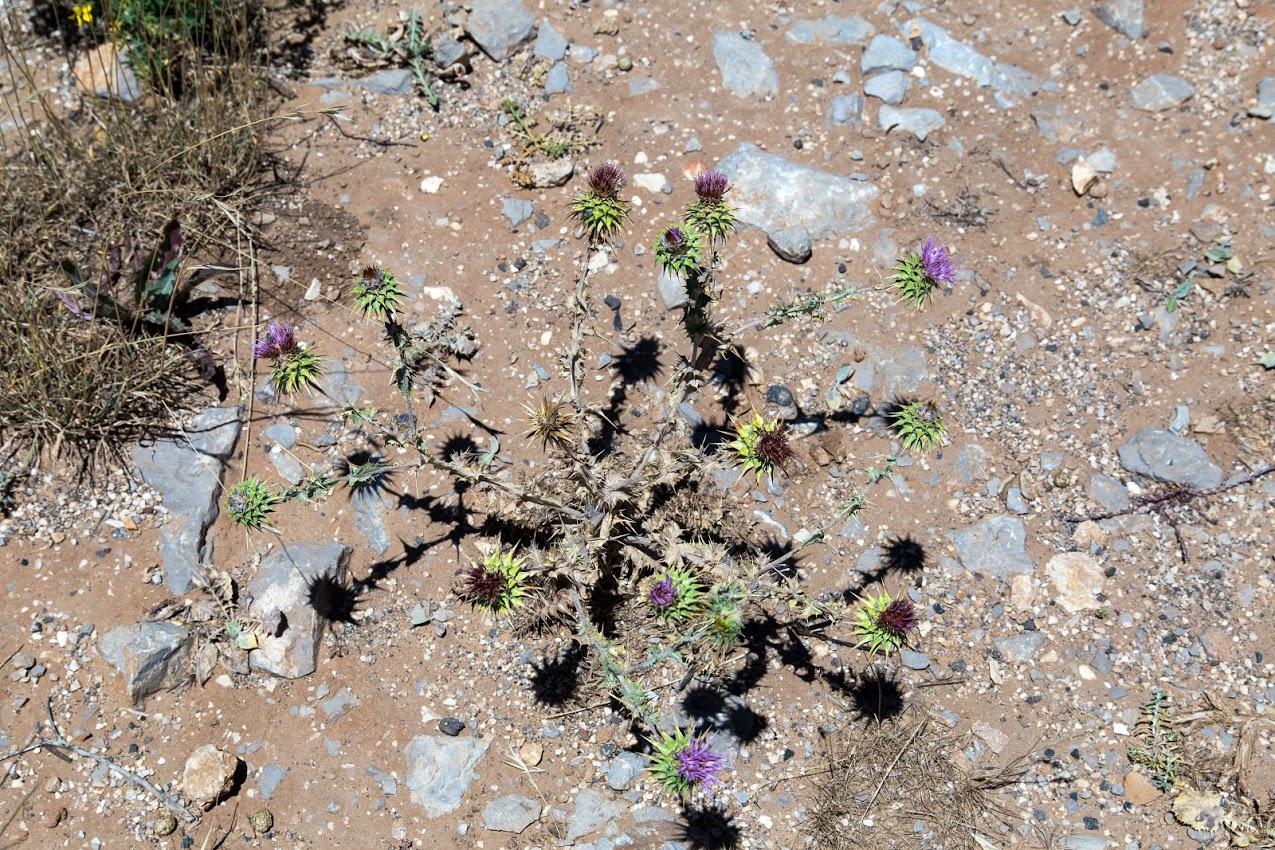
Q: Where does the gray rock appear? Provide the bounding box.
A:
[367,766,397,795]
[628,77,660,96]
[901,650,931,670]
[946,516,1033,580]
[954,444,992,483]
[1087,147,1117,173]
[268,446,305,486]
[1005,487,1029,515]
[860,35,916,75]
[1086,474,1130,511]
[358,69,413,95]
[247,541,352,678]
[258,765,287,799]
[993,632,1047,663]
[713,31,779,98]
[503,198,533,228]
[827,93,864,128]
[533,21,568,61]
[433,35,467,68]
[405,735,490,818]
[877,105,945,141]
[767,226,813,264]
[786,15,874,46]
[1058,836,1110,850]
[99,622,192,704]
[990,63,1042,107]
[321,687,359,720]
[353,488,390,556]
[254,376,277,406]
[567,787,625,841]
[1256,77,1275,118]
[855,545,882,573]
[1030,103,1084,141]
[526,158,574,188]
[133,406,241,594]
[438,717,464,736]
[1130,74,1194,111]
[1117,429,1222,488]
[864,70,909,104]
[78,48,143,103]
[322,362,364,407]
[908,18,993,86]
[483,794,540,833]
[717,143,878,239]
[605,752,647,790]
[876,347,929,398]
[1093,0,1144,39]
[263,423,296,450]
[657,269,688,310]
[545,62,572,94]
[466,0,536,62]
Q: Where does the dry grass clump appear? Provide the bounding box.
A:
[0,0,271,472]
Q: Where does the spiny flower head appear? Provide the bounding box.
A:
[654,222,706,279]
[572,162,630,244]
[889,399,945,453]
[649,578,676,609]
[853,589,919,656]
[889,236,961,310]
[253,320,297,359]
[351,264,403,320]
[226,477,276,532]
[686,171,737,244]
[693,170,730,203]
[648,567,702,622]
[521,395,575,451]
[727,414,796,483]
[459,549,528,615]
[649,728,727,797]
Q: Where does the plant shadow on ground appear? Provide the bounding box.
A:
[673,803,742,850]
[590,335,663,455]
[527,642,589,708]
[305,536,429,624]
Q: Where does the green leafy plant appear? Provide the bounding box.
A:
[648,567,703,623]
[570,162,629,245]
[1127,689,1181,792]
[889,235,959,309]
[654,223,706,280]
[351,265,404,320]
[852,589,919,656]
[342,8,440,107]
[889,400,945,453]
[253,320,324,397]
[225,477,275,531]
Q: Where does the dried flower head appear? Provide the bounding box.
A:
[226,478,276,532]
[853,589,919,656]
[252,320,296,360]
[889,399,945,453]
[649,728,727,797]
[352,264,404,320]
[459,550,527,615]
[521,395,575,451]
[572,162,630,244]
[588,162,627,198]
[889,236,961,309]
[727,414,796,482]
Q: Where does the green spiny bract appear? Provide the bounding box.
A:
[889,236,958,310]
[571,162,629,245]
[352,265,404,320]
[703,583,747,650]
[647,728,726,797]
[726,414,796,482]
[648,567,703,623]
[654,223,706,279]
[852,589,919,656]
[889,400,945,453]
[270,349,324,397]
[460,549,528,615]
[225,477,275,531]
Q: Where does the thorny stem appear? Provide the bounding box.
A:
[0,698,199,824]
[420,454,588,522]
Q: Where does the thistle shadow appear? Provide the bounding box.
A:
[528,642,588,708]
[673,802,742,850]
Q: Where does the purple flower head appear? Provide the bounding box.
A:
[253,320,297,359]
[588,162,626,198]
[694,171,730,203]
[661,227,686,251]
[919,236,958,285]
[676,735,726,789]
[876,597,918,640]
[649,578,676,609]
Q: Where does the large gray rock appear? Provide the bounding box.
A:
[606,752,647,791]
[1117,429,1222,488]
[878,106,946,141]
[876,347,930,398]
[717,143,877,239]
[405,735,490,818]
[482,794,541,833]
[861,34,916,74]
[990,63,1042,108]
[907,18,993,86]
[533,20,568,61]
[712,32,779,98]
[567,788,625,841]
[946,516,1033,580]
[1093,0,1144,39]
[767,226,813,264]
[133,406,242,594]
[864,71,909,105]
[827,93,864,128]
[786,15,873,46]
[100,621,193,704]
[352,488,390,556]
[466,0,536,62]
[657,269,688,310]
[1255,77,1275,119]
[1130,74,1194,111]
[247,542,352,678]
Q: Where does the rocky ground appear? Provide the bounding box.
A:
[2,0,1274,848]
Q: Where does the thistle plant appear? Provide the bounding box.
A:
[853,589,919,656]
[648,567,703,623]
[460,549,528,615]
[889,400,946,453]
[351,264,404,320]
[726,414,796,482]
[890,236,959,309]
[521,395,575,452]
[225,477,275,532]
[253,320,323,396]
[684,170,737,244]
[648,728,727,797]
[654,224,706,279]
[571,162,629,245]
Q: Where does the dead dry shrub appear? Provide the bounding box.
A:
[0,0,270,472]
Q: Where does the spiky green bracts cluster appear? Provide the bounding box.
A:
[654,223,706,279]
[703,583,746,650]
[571,162,629,244]
[460,549,528,615]
[648,728,726,797]
[226,477,276,531]
[684,170,737,244]
[253,320,323,396]
[889,400,945,453]
[853,589,919,656]
[726,414,796,483]
[648,567,703,623]
[352,265,404,320]
[889,236,958,310]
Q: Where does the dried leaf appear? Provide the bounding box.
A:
[1171,786,1224,830]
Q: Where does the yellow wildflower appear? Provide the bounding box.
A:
[71,3,92,25]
